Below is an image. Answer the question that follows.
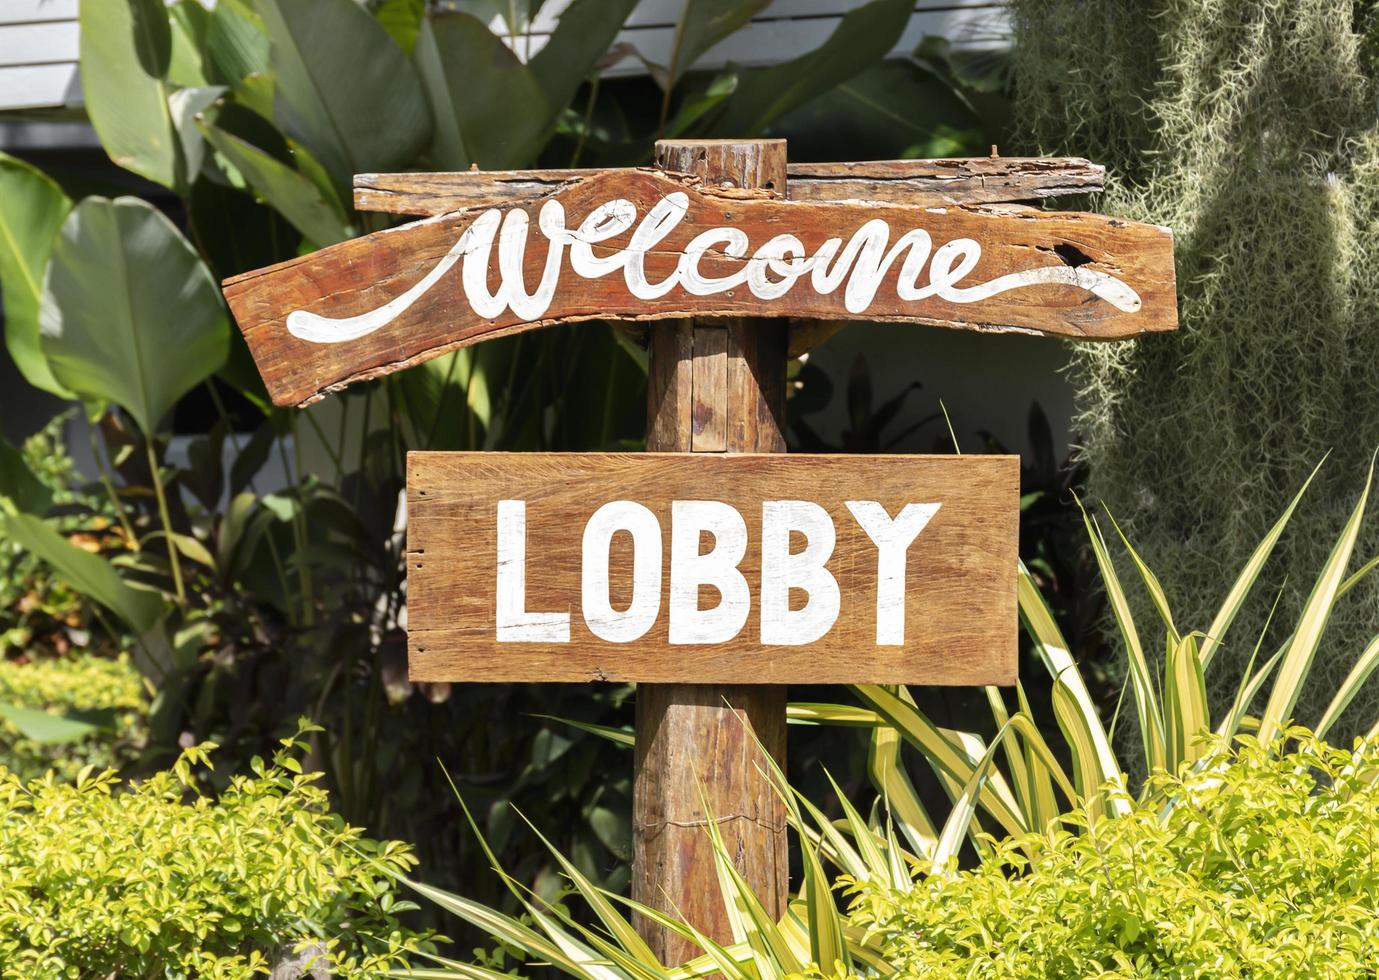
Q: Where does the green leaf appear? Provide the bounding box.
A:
[1200,459,1323,670]
[0,512,161,632]
[0,153,73,398]
[205,0,270,89]
[528,0,640,111]
[1106,507,1179,644]
[198,121,352,246]
[0,702,101,745]
[867,724,937,860]
[169,85,227,184]
[39,197,230,437]
[532,714,634,748]
[0,437,52,516]
[1315,632,1379,740]
[698,779,806,976]
[764,58,979,161]
[80,0,182,188]
[665,0,769,91]
[709,0,911,136]
[854,684,1027,839]
[373,0,426,54]
[1081,505,1166,774]
[256,0,431,187]
[931,718,1017,874]
[1017,561,1128,816]
[130,0,174,78]
[413,12,553,171]
[1165,633,1209,769]
[1259,455,1375,745]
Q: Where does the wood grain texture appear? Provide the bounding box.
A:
[634,137,789,965]
[353,157,1104,215]
[227,168,1176,407]
[404,452,1019,685]
[632,680,787,963]
[690,326,728,452]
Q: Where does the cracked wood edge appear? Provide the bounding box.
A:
[225,168,1175,408]
[353,156,1105,215]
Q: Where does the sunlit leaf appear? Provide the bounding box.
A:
[40,197,229,437]
[0,153,73,398]
[1260,454,1374,745]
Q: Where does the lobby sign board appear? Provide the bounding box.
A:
[405,451,1017,685]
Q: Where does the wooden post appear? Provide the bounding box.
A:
[633,139,790,962]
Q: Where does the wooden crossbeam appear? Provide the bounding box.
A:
[353,156,1104,216]
[227,167,1174,408]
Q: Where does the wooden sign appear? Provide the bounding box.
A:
[406,451,1018,685]
[225,167,1177,407]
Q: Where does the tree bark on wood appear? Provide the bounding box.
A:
[633,139,790,964]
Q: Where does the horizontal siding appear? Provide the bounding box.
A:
[0,1,1009,113]
[0,20,78,67]
[0,62,79,111]
[0,0,78,26]
[517,0,1004,31]
[505,4,1010,73]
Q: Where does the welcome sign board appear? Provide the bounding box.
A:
[406,452,1017,684]
[224,168,1177,408]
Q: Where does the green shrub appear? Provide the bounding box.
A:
[0,652,147,780]
[847,731,1379,979]
[0,722,433,978]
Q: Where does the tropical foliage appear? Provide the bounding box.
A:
[0,0,993,914]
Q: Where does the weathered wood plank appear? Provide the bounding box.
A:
[690,325,728,452]
[228,168,1174,407]
[405,451,1019,685]
[636,136,790,963]
[354,157,1104,215]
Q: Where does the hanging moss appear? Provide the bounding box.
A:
[1012,0,1379,738]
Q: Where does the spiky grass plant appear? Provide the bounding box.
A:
[387,460,1379,978]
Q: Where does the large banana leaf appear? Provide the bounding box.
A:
[80,0,182,189]
[198,121,352,247]
[255,0,431,187]
[39,197,229,437]
[0,153,73,398]
[528,0,641,111]
[413,12,553,171]
[709,0,912,136]
[664,0,770,91]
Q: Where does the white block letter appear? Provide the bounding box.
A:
[760,501,840,645]
[846,501,940,645]
[582,501,662,642]
[496,500,570,642]
[669,501,750,644]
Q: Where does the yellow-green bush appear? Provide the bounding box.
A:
[0,653,147,780]
[846,732,1379,979]
[0,724,433,978]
